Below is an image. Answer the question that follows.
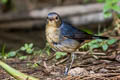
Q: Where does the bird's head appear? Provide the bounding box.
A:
[46,12,62,27]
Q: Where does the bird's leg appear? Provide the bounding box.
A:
[64,53,75,75]
[64,53,71,75]
[69,53,75,70]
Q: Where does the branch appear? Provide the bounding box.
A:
[30,3,104,18]
[0,3,112,29]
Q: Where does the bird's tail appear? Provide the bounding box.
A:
[92,36,109,39]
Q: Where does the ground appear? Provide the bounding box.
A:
[1,42,120,80]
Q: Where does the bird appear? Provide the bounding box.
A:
[45,12,108,75]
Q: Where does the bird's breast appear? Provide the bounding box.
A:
[46,26,61,46]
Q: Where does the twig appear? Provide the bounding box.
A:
[45,54,56,61]
[55,57,68,66]
[75,51,106,56]
[98,51,116,60]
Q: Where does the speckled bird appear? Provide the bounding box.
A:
[45,12,108,75]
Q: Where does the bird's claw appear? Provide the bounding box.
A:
[64,67,69,75]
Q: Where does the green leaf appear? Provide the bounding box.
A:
[105,0,113,5]
[111,0,119,3]
[56,52,66,59]
[104,12,112,18]
[107,39,117,45]
[32,63,39,68]
[104,3,111,12]
[80,43,88,50]
[20,47,26,51]
[103,0,119,19]
[7,51,16,57]
[102,44,108,51]
[1,0,8,4]
[96,39,103,42]
[19,56,27,60]
[96,0,105,3]
[61,52,67,56]
[118,14,120,18]
[91,44,100,49]
[88,40,97,46]
[29,43,33,48]
[25,44,28,49]
[112,5,120,12]
[26,48,34,54]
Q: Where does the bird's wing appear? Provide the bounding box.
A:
[60,22,93,40]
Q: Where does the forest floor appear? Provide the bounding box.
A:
[1,40,120,80]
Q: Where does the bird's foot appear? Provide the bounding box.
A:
[64,67,69,75]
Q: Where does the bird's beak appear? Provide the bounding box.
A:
[47,16,55,21]
[49,18,54,21]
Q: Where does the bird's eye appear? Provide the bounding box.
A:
[56,17,58,20]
